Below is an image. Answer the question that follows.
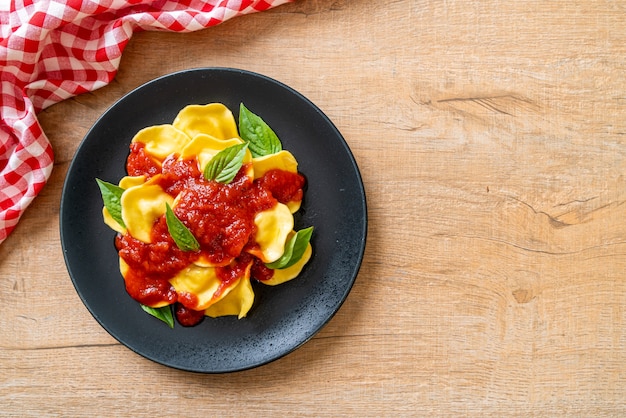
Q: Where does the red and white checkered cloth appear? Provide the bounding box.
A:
[0,0,291,245]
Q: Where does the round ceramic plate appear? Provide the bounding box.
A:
[60,68,367,373]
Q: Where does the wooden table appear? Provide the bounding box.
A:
[2,0,625,415]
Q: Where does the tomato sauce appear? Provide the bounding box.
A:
[126,142,160,178]
[116,144,305,321]
[174,302,205,327]
[250,256,274,282]
[257,169,305,204]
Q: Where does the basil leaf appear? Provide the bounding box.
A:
[238,103,282,157]
[203,142,248,184]
[96,178,126,229]
[141,304,174,328]
[165,203,200,252]
[266,226,314,269]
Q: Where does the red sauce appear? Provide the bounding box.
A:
[257,169,305,204]
[159,155,204,196]
[116,143,305,322]
[126,142,160,178]
[174,302,205,327]
[214,255,253,298]
[115,216,194,306]
[251,256,274,282]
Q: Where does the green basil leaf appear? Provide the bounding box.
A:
[266,226,314,269]
[95,178,126,229]
[141,304,174,328]
[203,142,248,184]
[165,203,200,252]
[238,103,282,158]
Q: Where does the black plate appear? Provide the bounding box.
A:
[60,68,367,373]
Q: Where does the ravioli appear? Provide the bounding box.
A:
[252,150,298,179]
[119,175,146,189]
[264,243,313,286]
[173,103,239,140]
[169,264,233,311]
[252,151,302,212]
[99,102,313,327]
[249,203,294,263]
[205,275,255,319]
[180,134,250,172]
[132,125,190,162]
[120,181,174,244]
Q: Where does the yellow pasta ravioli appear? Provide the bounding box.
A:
[98,102,313,328]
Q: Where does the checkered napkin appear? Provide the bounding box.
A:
[0,0,290,245]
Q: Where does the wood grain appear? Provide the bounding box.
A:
[2,0,626,415]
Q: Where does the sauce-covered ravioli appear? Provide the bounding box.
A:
[100,103,312,327]
[205,276,254,319]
